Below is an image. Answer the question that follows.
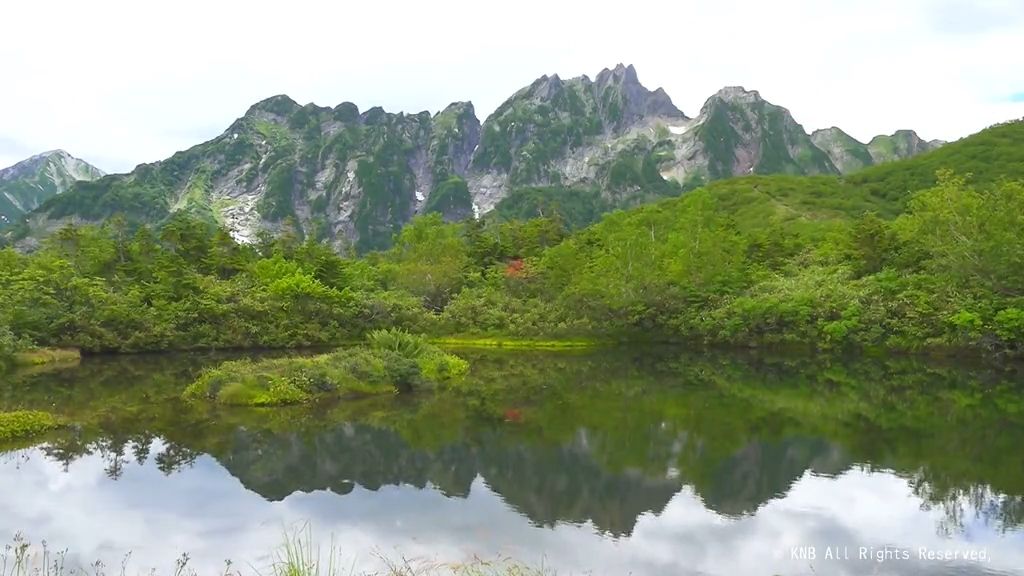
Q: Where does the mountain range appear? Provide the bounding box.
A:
[6,64,943,250]
[0,150,103,226]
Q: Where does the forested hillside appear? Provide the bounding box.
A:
[1,120,1021,362]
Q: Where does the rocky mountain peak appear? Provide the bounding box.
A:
[1,150,103,182]
[812,126,851,140]
[595,63,640,88]
[867,129,939,163]
[595,64,686,124]
[246,94,301,118]
[527,74,565,100]
[810,127,874,174]
[437,101,476,119]
[877,129,924,144]
[1,150,104,226]
[707,86,764,107]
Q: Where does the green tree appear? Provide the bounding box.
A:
[384,214,470,310]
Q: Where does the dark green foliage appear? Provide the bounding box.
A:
[353,156,413,253]
[424,176,473,218]
[697,101,741,180]
[258,161,297,221]
[333,102,360,123]
[251,95,301,117]
[491,186,608,230]
[43,176,172,222]
[604,140,682,205]
[696,96,835,179]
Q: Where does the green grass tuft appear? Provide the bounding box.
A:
[0,411,63,443]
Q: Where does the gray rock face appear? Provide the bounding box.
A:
[594,64,688,126]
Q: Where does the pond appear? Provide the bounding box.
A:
[1,348,1023,575]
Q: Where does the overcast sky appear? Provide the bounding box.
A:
[2,0,1022,173]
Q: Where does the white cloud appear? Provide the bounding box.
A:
[1,0,1022,172]
[2,448,1024,576]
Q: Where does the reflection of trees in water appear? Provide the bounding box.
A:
[912,475,1024,536]
[38,433,199,478]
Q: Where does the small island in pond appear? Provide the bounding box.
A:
[183,330,469,406]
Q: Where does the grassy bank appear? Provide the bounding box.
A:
[10,348,80,367]
[430,336,603,350]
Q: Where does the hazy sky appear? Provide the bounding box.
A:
[2,0,1022,173]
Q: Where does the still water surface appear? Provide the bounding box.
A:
[1,349,1023,575]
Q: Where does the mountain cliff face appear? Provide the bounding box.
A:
[22,64,940,250]
[660,86,837,186]
[811,127,944,173]
[0,150,104,226]
[468,64,688,212]
[34,97,481,252]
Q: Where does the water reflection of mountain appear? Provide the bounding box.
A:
[205,423,854,536]
[214,424,684,536]
[699,438,850,516]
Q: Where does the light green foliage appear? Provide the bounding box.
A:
[368,328,469,385]
[538,192,748,330]
[183,349,394,406]
[367,328,430,358]
[0,411,61,442]
[0,216,429,353]
[896,172,1024,296]
[0,325,31,363]
[383,214,471,310]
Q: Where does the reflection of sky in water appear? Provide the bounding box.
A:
[1,444,1022,576]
